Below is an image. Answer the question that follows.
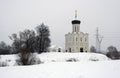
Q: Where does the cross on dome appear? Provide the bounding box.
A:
[75,10,77,19]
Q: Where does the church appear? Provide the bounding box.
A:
[65,11,89,52]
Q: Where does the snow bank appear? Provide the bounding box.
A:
[0,52,110,66]
[0,55,16,66]
[39,52,110,63]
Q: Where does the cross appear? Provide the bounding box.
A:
[75,10,77,19]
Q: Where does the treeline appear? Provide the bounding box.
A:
[0,41,12,54]
[0,23,51,55]
[90,46,120,60]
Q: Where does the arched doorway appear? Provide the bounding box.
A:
[80,48,83,52]
[58,48,61,52]
[69,48,71,52]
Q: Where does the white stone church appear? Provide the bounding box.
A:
[65,12,89,52]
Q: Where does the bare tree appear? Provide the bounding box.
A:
[10,29,36,53]
[19,29,36,52]
[0,41,11,54]
[9,33,21,53]
[10,29,41,65]
[35,23,51,53]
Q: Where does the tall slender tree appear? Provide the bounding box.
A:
[35,23,51,53]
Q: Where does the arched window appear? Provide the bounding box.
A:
[85,38,87,42]
[76,37,78,41]
[77,26,79,32]
[75,26,76,32]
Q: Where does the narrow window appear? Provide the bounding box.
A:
[76,37,77,41]
[75,27,76,32]
[85,38,87,42]
[80,38,82,42]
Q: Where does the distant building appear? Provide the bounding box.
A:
[65,11,89,52]
[49,45,63,52]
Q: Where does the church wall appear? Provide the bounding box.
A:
[65,32,89,52]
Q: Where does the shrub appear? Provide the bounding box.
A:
[16,49,41,65]
[0,57,8,67]
[0,61,8,67]
[89,56,99,61]
[66,58,78,62]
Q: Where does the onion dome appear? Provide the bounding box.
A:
[72,20,81,24]
[72,10,81,24]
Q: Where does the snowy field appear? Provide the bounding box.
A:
[39,52,110,63]
[0,52,110,66]
[0,52,120,78]
[0,60,120,78]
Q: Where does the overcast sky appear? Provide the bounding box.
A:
[0,0,120,51]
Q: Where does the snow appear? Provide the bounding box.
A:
[39,52,110,63]
[0,52,117,78]
[0,52,120,78]
[0,52,110,66]
[0,55,16,66]
[0,60,120,78]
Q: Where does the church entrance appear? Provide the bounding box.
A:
[69,48,71,52]
[58,48,61,52]
[80,48,83,52]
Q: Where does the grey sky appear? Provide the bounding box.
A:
[0,0,120,51]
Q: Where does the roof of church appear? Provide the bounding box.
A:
[72,20,81,24]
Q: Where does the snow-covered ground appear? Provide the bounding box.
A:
[0,52,120,78]
[0,52,110,66]
[39,52,110,63]
[0,60,120,78]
